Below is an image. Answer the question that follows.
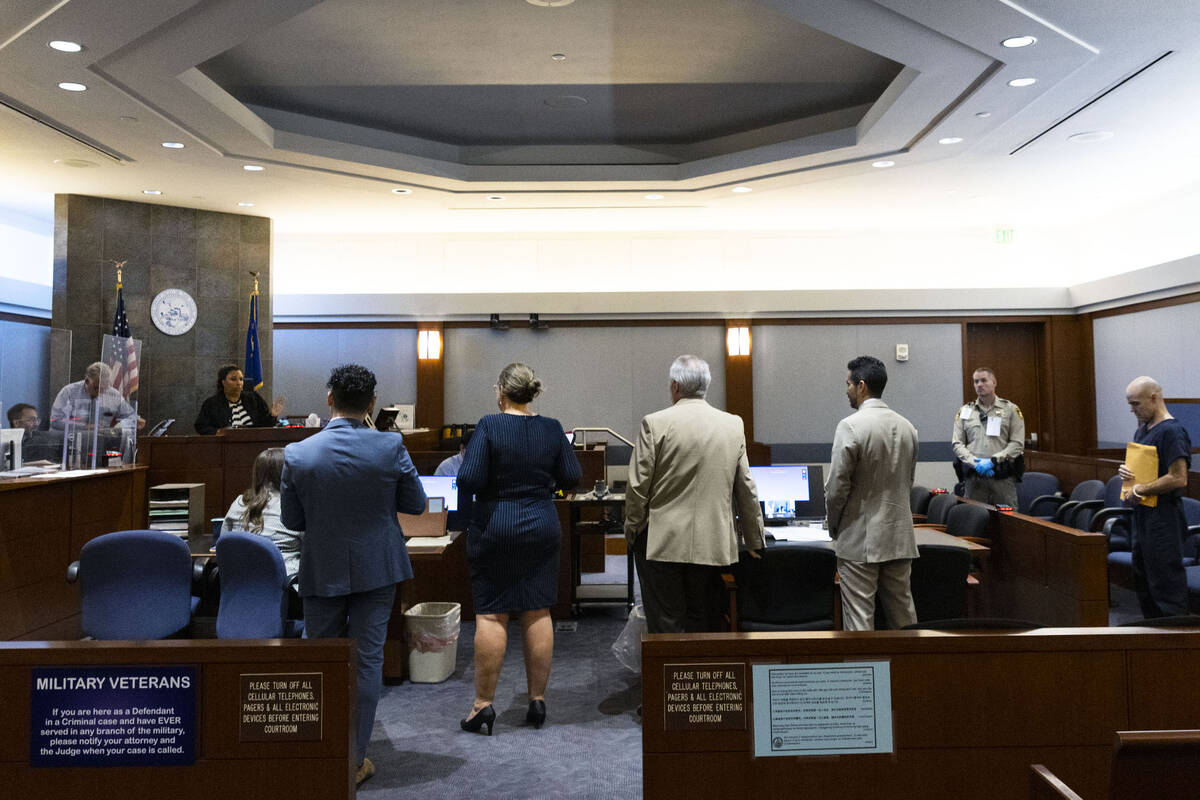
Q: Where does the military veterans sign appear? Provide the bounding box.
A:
[30,665,197,766]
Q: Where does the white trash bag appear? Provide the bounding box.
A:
[611,604,647,673]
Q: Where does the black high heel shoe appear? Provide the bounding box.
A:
[460,705,496,736]
[526,699,546,729]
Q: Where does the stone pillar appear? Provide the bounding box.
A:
[52,195,273,432]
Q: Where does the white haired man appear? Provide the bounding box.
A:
[624,355,764,633]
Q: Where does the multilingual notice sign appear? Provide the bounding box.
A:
[30,665,197,767]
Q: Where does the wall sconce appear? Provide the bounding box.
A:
[417,329,442,360]
[726,326,751,356]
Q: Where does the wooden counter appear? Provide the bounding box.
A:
[642,626,1200,800]
[0,638,355,798]
[138,428,320,521]
[0,466,147,641]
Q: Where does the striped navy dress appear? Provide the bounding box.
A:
[457,413,582,613]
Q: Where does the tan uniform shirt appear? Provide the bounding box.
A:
[952,396,1025,464]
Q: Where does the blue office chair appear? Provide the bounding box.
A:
[729,542,837,631]
[70,529,198,640]
[1042,479,1106,526]
[1016,472,1060,515]
[1067,475,1124,532]
[215,532,302,638]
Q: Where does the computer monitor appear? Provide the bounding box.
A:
[750,465,826,521]
[418,476,458,512]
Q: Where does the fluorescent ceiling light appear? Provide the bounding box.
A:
[161,142,184,149]
[731,186,752,194]
[142,190,161,195]
[938,137,963,145]
[237,202,255,207]
[391,188,413,195]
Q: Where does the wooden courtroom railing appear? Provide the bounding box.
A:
[1031,729,1200,799]
[1026,450,1200,502]
[0,466,147,641]
[0,639,355,798]
[642,627,1200,800]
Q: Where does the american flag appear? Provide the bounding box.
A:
[109,279,139,394]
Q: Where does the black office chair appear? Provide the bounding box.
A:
[876,543,972,628]
[944,503,990,543]
[924,493,959,527]
[728,542,837,631]
[910,485,933,517]
[1117,615,1200,628]
[1016,472,1060,515]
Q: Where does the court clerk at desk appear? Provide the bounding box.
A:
[194,364,286,435]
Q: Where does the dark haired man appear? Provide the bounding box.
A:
[280,364,426,786]
[825,356,920,631]
[7,403,38,431]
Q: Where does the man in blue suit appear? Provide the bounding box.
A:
[280,364,426,786]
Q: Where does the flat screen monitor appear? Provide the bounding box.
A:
[418,476,459,511]
[750,465,826,521]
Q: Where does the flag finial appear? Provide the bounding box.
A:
[113,259,127,289]
[249,270,260,296]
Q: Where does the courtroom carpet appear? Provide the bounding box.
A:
[361,557,643,799]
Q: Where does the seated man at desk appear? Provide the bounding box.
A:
[49,362,144,431]
[434,432,471,476]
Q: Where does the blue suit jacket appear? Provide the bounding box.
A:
[281,417,427,597]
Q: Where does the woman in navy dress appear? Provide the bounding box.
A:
[456,363,581,734]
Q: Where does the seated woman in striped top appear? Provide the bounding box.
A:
[194,364,285,435]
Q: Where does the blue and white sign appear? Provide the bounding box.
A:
[30,665,197,767]
[752,661,893,757]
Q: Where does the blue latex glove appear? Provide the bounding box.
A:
[974,458,993,476]
[982,462,996,477]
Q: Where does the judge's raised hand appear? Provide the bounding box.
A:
[270,395,287,417]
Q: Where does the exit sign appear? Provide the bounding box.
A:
[994,227,1014,244]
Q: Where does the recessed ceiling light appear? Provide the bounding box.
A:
[1067,131,1114,143]
[487,195,506,201]
[975,111,992,119]
[57,81,86,92]
[48,40,83,53]
[731,186,752,194]
[551,53,567,61]
[237,202,255,207]
[871,160,895,168]
[1007,77,1037,87]
[938,137,964,145]
[161,141,185,149]
[142,190,161,195]
[391,187,413,195]
[1001,36,1037,48]
[243,164,265,171]
[526,0,574,6]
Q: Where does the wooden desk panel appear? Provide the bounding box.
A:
[0,639,355,799]
[641,628,1200,800]
[0,467,146,641]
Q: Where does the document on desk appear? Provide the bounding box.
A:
[1122,441,1158,508]
[769,524,831,543]
[752,662,893,757]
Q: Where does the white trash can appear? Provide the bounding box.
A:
[404,602,461,683]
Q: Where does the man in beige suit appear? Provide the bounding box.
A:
[625,355,765,633]
[826,355,920,631]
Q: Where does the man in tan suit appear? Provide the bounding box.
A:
[826,355,920,631]
[625,355,765,633]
